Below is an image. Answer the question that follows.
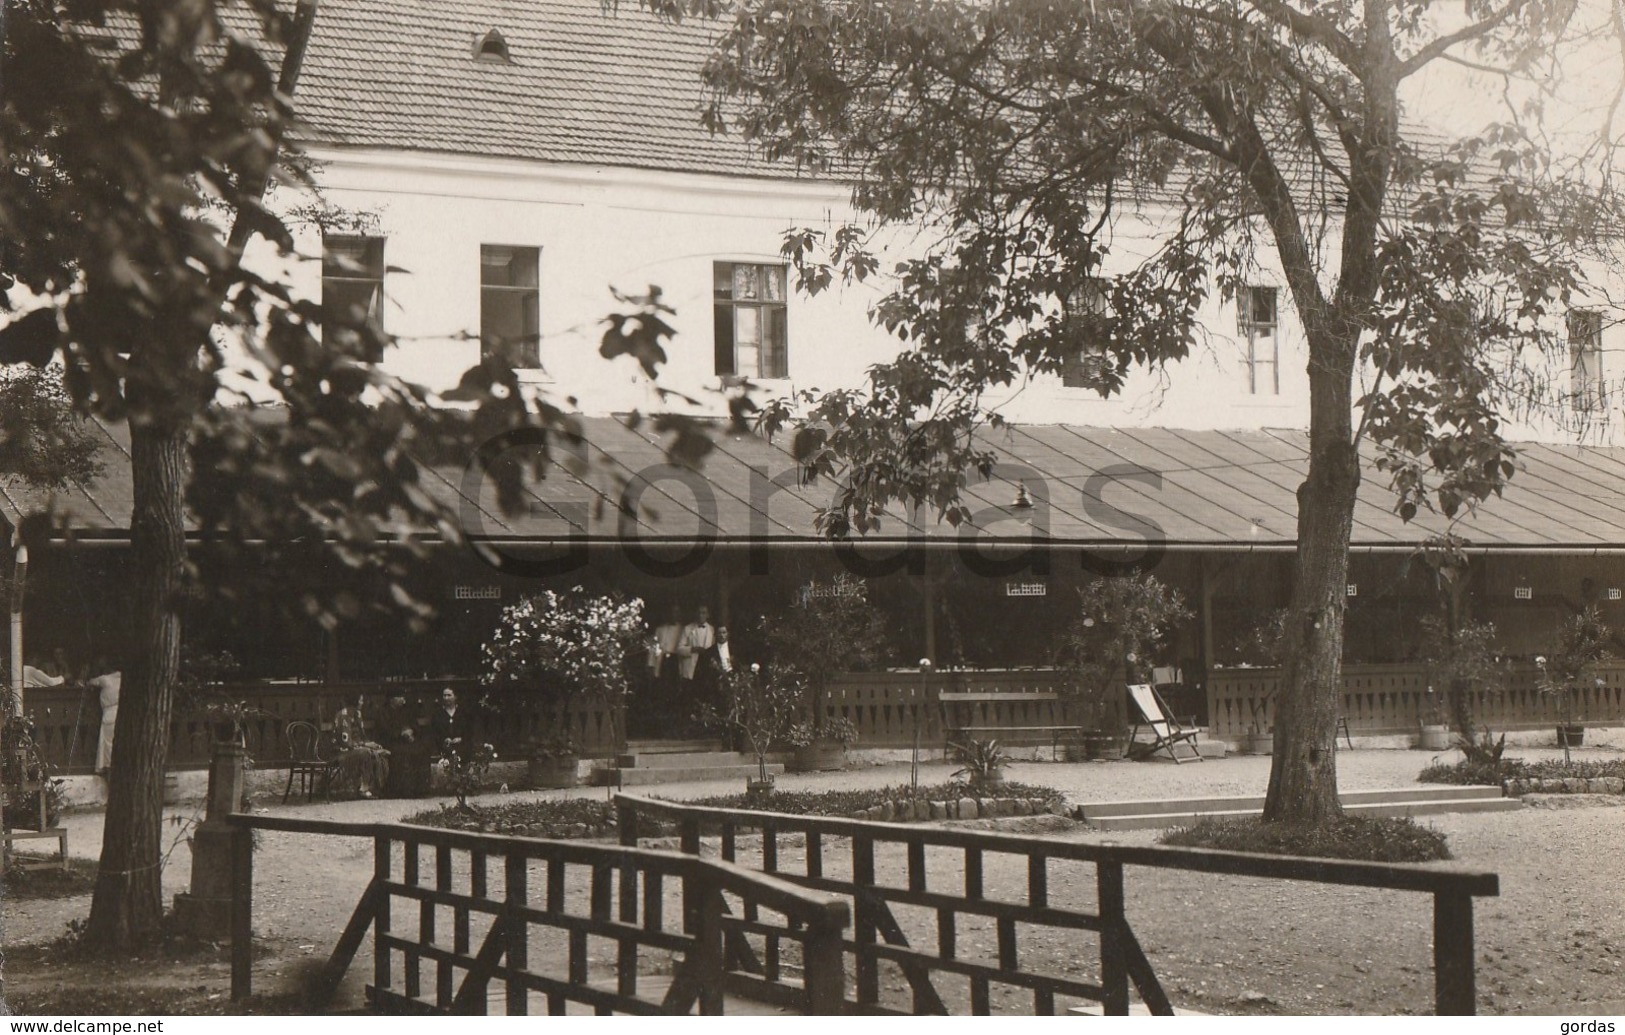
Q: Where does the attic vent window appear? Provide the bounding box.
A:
[475,29,511,63]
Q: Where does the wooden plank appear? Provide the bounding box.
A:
[1435,891,1476,1015]
[1098,861,1128,1016]
[229,824,254,1001]
[504,854,528,1017]
[449,918,508,1015]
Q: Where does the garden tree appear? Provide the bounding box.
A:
[0,366,105,494]
[1414,533,1507,761]
[0,0,681,949]
[655,0,1622,823]
[481,588,647,753]
[756,573,889,734]
[1053,574,1190,730]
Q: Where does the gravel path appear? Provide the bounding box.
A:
[5,742,1624,1015]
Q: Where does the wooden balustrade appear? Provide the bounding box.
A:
[1207,662,1625,739]
[616,794,1500,1015]
[225,814,850,1014]
[23,660,1625,775]
[19,679,621,774]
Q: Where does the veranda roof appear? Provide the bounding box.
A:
[7,415,1625,552]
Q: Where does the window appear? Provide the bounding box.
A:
[1239,285,1279,395]
[475,29,511,62]
[481,245,541,368]
[714,262,788,379]
[1060,278,1109,388]
[321,235,385,339]
[1570,308,1605,412]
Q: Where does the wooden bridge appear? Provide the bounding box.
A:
[225,800,1499,1015]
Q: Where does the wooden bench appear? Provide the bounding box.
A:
[2,780,69,871]
[938,691,1084,760]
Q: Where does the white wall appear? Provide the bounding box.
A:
[250,146,1625,443]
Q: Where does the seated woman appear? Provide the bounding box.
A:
[332,695,390,798]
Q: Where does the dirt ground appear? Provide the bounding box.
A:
[4,744,1624,1016]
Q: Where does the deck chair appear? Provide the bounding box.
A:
[1124,683,1203,763]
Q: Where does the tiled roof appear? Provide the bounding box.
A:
[290,0,794,178]
[13,415,1625,551]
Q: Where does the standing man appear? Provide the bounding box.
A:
[89,660,122,776]
[677,606,716,682]
[648,605,684,687]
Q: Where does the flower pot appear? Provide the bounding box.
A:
[745,776,776,801]
[970,770,1006,793]
[528,753,579,789]
[1080,734,1119,761]
[790,739,848,773]
[1557,725,1586,747]
[1418,724,1452,751]
[1246,732,1273,756]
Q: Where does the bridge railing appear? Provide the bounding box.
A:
[615,793,1499,1016]
[224,814,849,1015]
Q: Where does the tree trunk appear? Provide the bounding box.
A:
[85,416,188,950]
[1263,342,1359,825]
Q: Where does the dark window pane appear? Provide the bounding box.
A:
[714,302,735,375]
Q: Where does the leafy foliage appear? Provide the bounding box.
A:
[654,0,1625,825]
[405,781,1068,836]
[1054,575,1190,714]
[438,742,499,810]
[756,574,891,729]
[719,663,804,780]
[950,738,1006,783]
[483,589,647,706]
[0,366,104,491]
[1160,816,1452,863]
[1420,756,1625,787]
[0,0,689,945]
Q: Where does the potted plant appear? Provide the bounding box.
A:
[1416,677,1453,751]
[1,712,63,831]
[952,737,1007,792]
[526,730,580,789]
[482,587,646,765]
[787,714,859,772]
[1245,715,1274,756]
[758,574,889,771]
[1054,574,1191,750]
[1537,607,1611,763]
[720,663,801,796]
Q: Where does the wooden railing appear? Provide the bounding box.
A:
[29,659,1625,773]
[20,679,622,774]
[615,794,1500,1016]
[224,814,850,1014]
[1208,662,1625,740]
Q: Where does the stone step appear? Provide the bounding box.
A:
[1082,795,1522,831]
[617,751,751,769]
[611,763,785,787]
[1077,784,1502,820]
[622,739,725,755]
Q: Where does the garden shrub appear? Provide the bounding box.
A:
[1159,816,1452,863]
[1420,757,1625,786]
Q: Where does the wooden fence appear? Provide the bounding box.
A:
[20,679,620,774]
[224,814,850,1014]
[1208,662,1625,740]
[25,660,1625,774]
[615,794,1500,1016]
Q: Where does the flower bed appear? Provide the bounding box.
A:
[1160,816,1452,863]
[404,781,1067,838]
[1419,757,1625,791]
